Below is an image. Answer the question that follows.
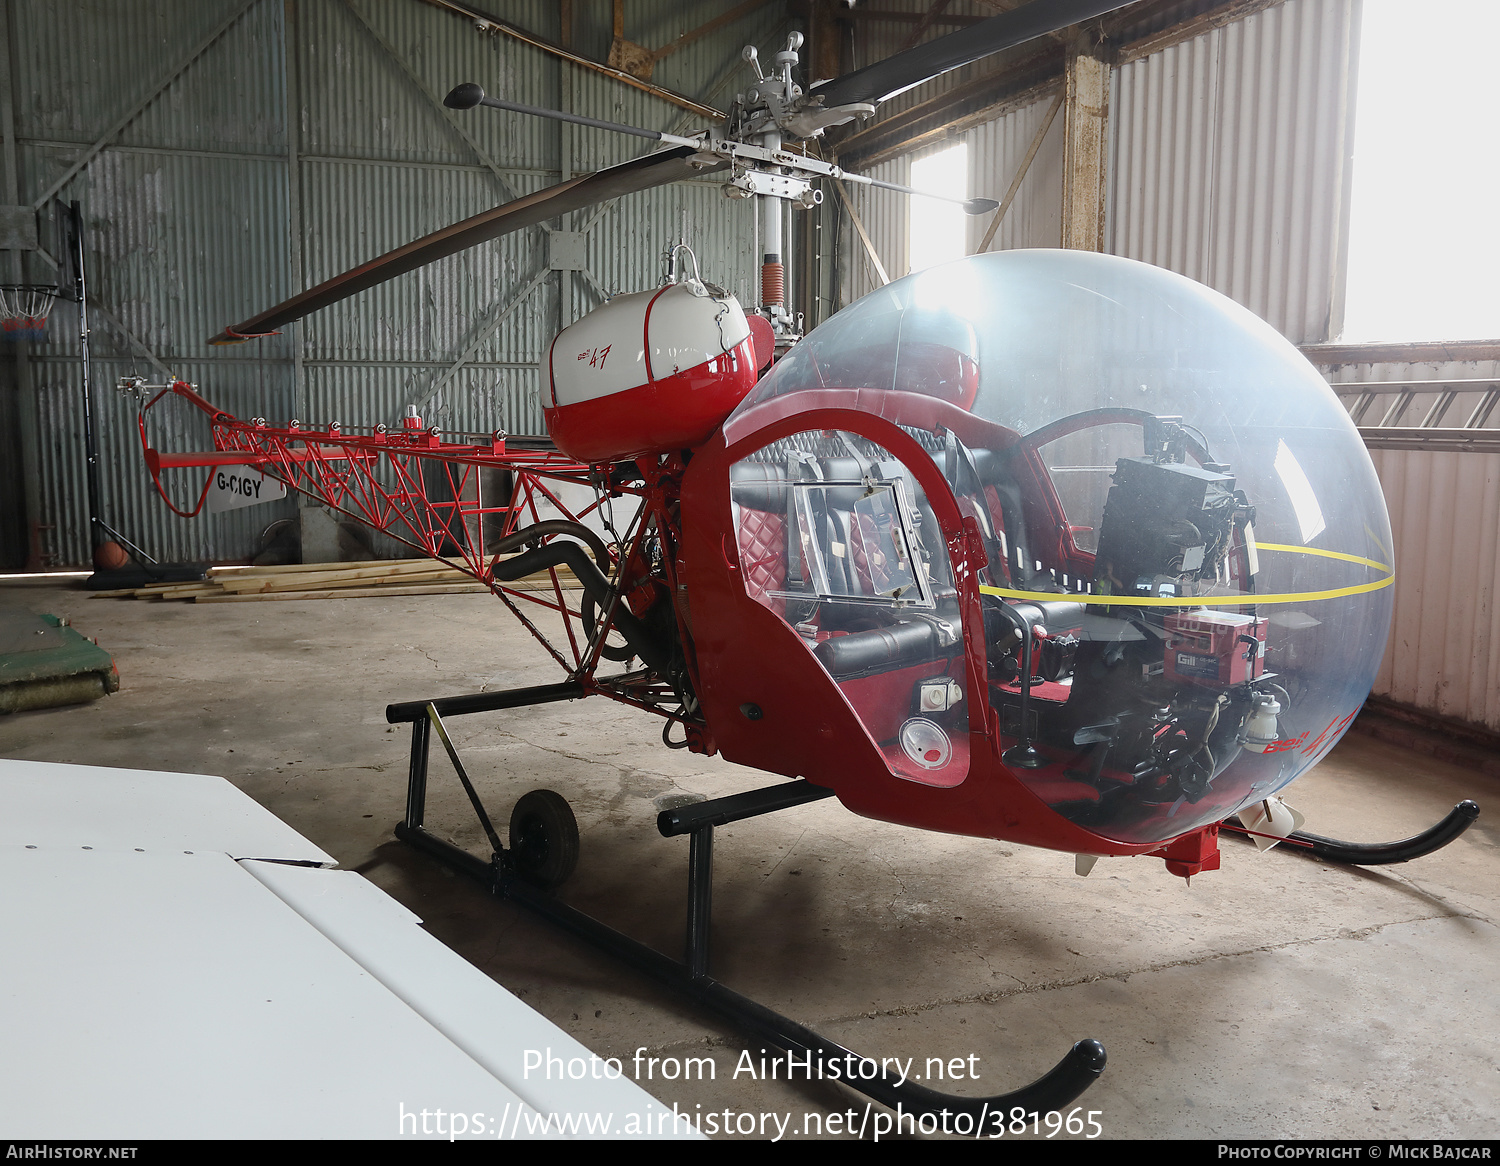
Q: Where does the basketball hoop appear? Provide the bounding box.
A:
[0,284,60,343]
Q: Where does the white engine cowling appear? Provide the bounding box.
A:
[543,281,761,463]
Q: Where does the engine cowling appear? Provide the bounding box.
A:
[543,282,758,463]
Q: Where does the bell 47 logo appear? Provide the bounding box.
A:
[577,345,611,369]
[1261,709,1359,756]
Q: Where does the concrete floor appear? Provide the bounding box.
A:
[3,581,1497,1141]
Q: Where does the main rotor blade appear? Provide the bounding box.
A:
[423,0,723,120]
[809,0,1138,108]
[210,145,723,344]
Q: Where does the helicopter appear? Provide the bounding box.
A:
[130,0,1480,1125]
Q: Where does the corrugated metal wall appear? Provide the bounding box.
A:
[1320,356,1500,729]
[1108,0,1357,345]
[839,154,908,302]
[1112,0,1500,732]
[1367,444,1500,729]
[840,0,1358,337]
[10,0,1496,735]
[964,91,1064,254]
[838,0,1067,303]
[4,0,782,567]
[12,0,295,569]
[837,0,1500,731]
[839,89,1066,306]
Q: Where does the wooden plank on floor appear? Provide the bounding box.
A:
[216,567,469,594]
[196,583,494,602]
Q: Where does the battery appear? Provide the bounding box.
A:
[1164,610,1265,686]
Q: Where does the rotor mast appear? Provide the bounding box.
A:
[723,33,999,352]
[737,35,806,349]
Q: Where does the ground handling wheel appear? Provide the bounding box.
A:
[508,790,579,890]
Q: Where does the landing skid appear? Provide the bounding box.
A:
[386,683,1107,1121]
[1222,800,1480,864]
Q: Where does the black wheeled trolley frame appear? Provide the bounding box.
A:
[385,681,1109,1121]
[385,680,1480,1123]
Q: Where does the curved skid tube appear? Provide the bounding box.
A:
[1225,800,1480,865]
[695,976,1107,1118]
[393,817,1106,1120]
[495,860,1106,1120]
[393,697,1107,1122]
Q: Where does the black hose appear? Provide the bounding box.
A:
[492,520,639,663]
[490,520,610,573]
[1292,800,1480,865]
[494,539,672,677]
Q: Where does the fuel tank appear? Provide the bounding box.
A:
[543,281,759,463]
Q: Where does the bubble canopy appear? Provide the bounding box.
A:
[721,250,1392,847]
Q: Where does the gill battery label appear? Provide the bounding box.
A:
[1172,652,1222,679]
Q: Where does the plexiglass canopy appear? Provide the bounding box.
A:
[727,250,1392,845]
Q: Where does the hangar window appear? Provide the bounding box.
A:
[909,143,968,274]
[1341,0,1500,340]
